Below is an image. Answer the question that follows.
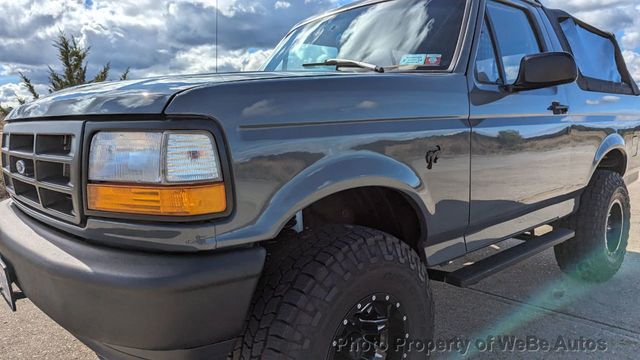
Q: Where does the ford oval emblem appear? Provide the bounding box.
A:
[16,160,26,175]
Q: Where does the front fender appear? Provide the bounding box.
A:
[215,151,426,246]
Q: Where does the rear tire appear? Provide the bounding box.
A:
[554,170,630,282]
[232,225,434,360]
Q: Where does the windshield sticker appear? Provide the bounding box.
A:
[424,54,443,66]
[400,54,427,65]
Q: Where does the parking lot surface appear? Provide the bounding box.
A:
[2,182,640,359]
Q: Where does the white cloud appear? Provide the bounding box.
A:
[275,1,292,10]
[622,32,640,50]
[623,50,640,82]
[161,45,272,75]
[0,0,344,105]
[542,0,639,41]
[0,82,48,109]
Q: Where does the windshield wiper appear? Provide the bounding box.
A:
[303,58,385,73]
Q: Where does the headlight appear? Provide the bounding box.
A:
[87,131,226,216]
[88,132,163,183]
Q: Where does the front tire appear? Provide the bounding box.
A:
[232,225,434,360]
[554,170,630,282]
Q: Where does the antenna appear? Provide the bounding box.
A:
[216,0,219,73]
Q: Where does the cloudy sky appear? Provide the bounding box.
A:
[1,0,639,109]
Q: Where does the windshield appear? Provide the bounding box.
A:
[263,0,467,72]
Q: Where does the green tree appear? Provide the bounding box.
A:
[0,105,10,118]
[9,32,130,105]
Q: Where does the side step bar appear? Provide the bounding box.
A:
[428,228,575,288]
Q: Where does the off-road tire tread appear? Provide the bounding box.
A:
[554,170,630,282]
[231,225,433,360]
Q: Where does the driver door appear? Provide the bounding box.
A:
[466,0,573,251]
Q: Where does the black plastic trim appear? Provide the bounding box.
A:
[430,228,575,287]
[82,337,235,360]
[0,200,265,356]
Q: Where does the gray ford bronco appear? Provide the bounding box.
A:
[1,0,639,359]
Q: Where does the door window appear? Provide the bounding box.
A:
[475,19,501,84]
[474,1,543,85]
[486,1,542,84]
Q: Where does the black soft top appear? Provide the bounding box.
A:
[544,8,639,95]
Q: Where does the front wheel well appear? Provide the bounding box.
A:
[597,149,626,176]
[297,187,426,257]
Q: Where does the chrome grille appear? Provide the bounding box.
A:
[1,121,83,224]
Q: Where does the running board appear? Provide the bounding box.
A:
[428,228,575,288]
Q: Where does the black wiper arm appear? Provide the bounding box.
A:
[303,58,385,73]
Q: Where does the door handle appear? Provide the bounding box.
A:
[548,102,569,115]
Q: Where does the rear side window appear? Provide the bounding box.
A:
[560,18,622,83]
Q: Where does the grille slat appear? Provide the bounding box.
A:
[4,169,36,185]
[1,122,83,224]
[34,154,73,163]
[1,153,9,170]
[1,150,73,163]
[1,133,8,150]
[2,173,12,191]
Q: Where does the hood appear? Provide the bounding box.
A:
[6,72,332,121]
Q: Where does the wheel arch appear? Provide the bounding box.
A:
[275,152,430,256]
[221,152,430,256]
[300,186,429,257]
[593,133,628,177]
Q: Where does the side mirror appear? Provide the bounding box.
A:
[506,52,578,92]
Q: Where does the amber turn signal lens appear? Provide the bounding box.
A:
[87,183,226,216]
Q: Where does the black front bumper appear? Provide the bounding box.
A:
[0,200,266,360]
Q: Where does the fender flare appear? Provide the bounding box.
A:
[592,133,627,177]
[215,151,429,245]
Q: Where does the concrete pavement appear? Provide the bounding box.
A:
[2,182,640,359]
